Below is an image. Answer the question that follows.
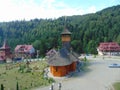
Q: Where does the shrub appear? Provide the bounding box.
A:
[48,78,55,84]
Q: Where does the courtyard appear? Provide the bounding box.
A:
[33,55,120,90]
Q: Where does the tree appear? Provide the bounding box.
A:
[87,40,98,54]
[116,35,120,44]
[1,84,4,90]
[0,5,120,55]
[32,40,41,50]
[71,40,83,53]
[16,82,19,90]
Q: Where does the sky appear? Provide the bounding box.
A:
[0,0,119,22]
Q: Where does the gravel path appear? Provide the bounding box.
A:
[33,56,120,90]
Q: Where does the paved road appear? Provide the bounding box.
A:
[33,56,120,90]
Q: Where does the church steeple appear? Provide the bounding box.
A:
[61,16,72,51]
[61,28,72,51]
[61,28,71,41]
[1,39,10,49]
[61,16,71,41]
[46,17,78,77]
[0,39,12,62]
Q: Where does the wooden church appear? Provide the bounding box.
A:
[46,28,79,77]
[0,40,12,63]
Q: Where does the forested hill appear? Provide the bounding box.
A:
[0,5,120,56]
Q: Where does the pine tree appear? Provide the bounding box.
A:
[1,84,4,90]
[16,82,19,90]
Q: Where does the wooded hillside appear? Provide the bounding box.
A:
[0,5,120,56]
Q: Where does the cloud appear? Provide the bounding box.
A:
[0,0,97,22]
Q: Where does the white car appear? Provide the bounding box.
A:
[108,63,120,68]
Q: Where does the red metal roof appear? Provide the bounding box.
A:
[98,42,120,51]
[0,57,4,61]
[15,45,34,53]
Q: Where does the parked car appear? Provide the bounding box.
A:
[108,63,120,68]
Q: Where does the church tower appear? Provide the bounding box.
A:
[61,28,71,51]
[0,39,12,63]
[46,17,78,77]
[1,39,11,56]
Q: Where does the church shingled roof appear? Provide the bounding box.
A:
[61,28,71,35]
[47,27,79,66]
[46,48,78,66]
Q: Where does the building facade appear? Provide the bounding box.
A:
[14,45,35,58]
[97,42,120,56]
[0,40,12,63]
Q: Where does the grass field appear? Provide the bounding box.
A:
[113,82,120,90]
[0,60,54,90]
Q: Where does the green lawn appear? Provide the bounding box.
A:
[113,82,120,90]
[0,60,54,90]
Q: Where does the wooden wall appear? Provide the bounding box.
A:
[70,62,76,72]
[61,35,71,42]
[50,62,76,77]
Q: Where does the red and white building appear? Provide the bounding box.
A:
[0,40,12,63]
[14,45,35,58]
[97,42,120,56]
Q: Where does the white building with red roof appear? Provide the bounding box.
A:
[14,45,35,58]
[97,42,120,56]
